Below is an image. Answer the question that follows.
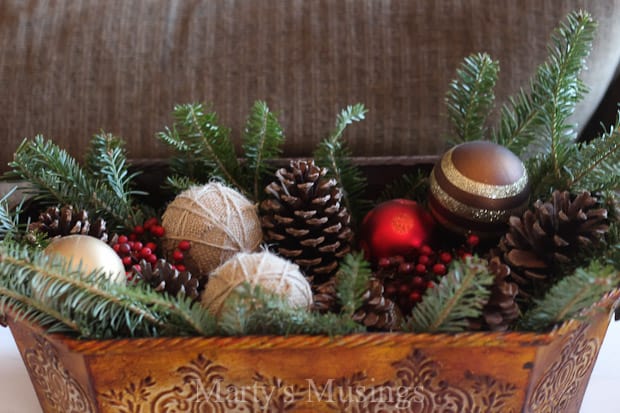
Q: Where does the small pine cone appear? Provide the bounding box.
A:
[311,278,340,313]
[352,278,402,331]
[494,190,609,297]
[260,160,354,284]
[29,205,109,242]
[134,259,202,300]
[480,256,520,331]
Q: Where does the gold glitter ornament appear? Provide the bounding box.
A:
[201,251,313,316]
[162,183,263,277]
[428,141,530,238]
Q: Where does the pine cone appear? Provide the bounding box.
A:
[29,205,109,242]
[480,256,520,331]
[133,259,202,300]
[311,278,340,313]
[352,278,402,331]
[494,190,609,297]
[260,160,354,284]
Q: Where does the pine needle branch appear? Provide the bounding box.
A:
[313,104,369,222]
[446,53,499,144]
[0,187,23,241]
[335,252,372,317]
[519,262,619,331]
[6,136,140,231]
[404,257,494,333]
[377,170,430,204]
[156,103,247,197]
[242,101,285,201]
[492,10,596,157]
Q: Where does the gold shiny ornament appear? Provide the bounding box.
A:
[428,141,530,237]
[44,235,126,284]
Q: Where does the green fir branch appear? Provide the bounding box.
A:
[6,136,141,231]
[165,175,199,193]
[377,170,430,204]
[218,283,363,336]
[492,10,596,157]
[404,257,494,333]
[313,104,369,222]
[335,252,372,317]
[446,53,499,144]
[519,262,619,331]
[156,103,247,196]
[242,101,285,201]
[0,187,23,241]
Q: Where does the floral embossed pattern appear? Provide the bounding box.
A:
[100,349,518,412]
[528,324,600,413]
[24,336,95,413]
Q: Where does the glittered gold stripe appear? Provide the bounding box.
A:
[442,147,528,199]
[429,172,525,224]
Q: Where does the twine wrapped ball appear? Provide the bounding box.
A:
[428,140,530,238]
[162,183,263,276]
[201,251,313,316]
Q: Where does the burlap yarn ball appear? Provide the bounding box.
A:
[162,183,263,276]
[201,251,313,316]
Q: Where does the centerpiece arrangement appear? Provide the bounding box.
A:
[1,10,619,413]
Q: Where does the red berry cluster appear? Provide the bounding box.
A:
[377,234,479,316]
[110,217,192,278]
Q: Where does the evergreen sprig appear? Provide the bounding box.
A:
[377,170,429,204]
[313,104,369,223]
[0,187,22,241]
[446,53,499,145]
[242,100,285,201]
[6,135,143,230]
[334,252,372,317]
[492,10,596,157]
[218,283,363,336]
[157,103,245,196]
[0,243,216,338]
[519,262,620,331]
[404,257,494,333]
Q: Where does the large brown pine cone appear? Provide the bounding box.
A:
[260,160,354,284]
[352,278,402,331]
[29,205,109,242]
[133,259,202,300]
[494,190,609,297]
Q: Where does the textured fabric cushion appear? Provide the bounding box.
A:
[1,0,619,171]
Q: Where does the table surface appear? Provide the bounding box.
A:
[1,321,619,412]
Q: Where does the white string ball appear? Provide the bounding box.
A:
[201,251,313,316]
[161,183,263,277]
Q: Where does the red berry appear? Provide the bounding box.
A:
[420,245,433,256]
[398,262,413,274]
[128,233,137,241]
[440,252,452,264]
[418,255,430,265]
[151,225,165,237]
[133,225,145,235]
[118,235,129,244]
[460,252,473,260]
[415,263,426,273]
[140,247,152,258]
[176,264,187,272]
[147,254,158,264]
[399,284,411,294]
[177,240,191,251]
[143,217,159,230]
[427,281,435,289]
[411,276,425,288]
[145,242,157,251]
[172,249,184,262]
[432,263,446,275]
[112,243,121,253]
[409,291,422,302]
[132,242,143,252]
[378,257,391,268]
[385,284,397,296]
[122,256,133,267]
[119,243,131,255]
[467,234,480,247]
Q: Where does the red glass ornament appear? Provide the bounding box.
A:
[359,199,435,262]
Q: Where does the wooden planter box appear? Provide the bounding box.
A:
[6,290,619,413]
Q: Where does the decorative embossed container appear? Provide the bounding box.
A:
[6,291,619,413]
